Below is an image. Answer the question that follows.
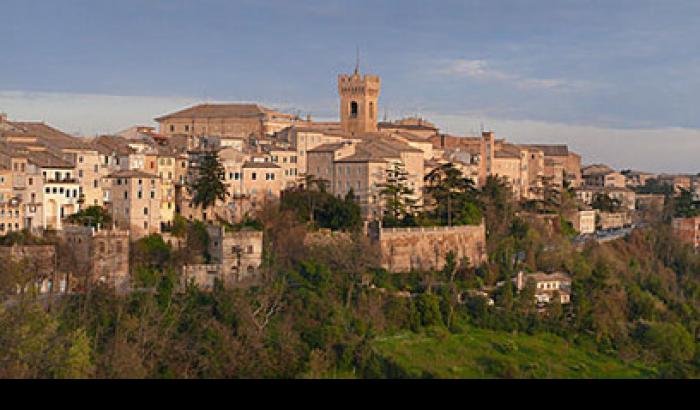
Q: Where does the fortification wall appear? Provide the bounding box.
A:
[374,223,487,273]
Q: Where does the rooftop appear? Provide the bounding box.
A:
[155,103,294,122]
[106,170,160,179]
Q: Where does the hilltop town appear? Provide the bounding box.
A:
[1,66,699,379]
[0,66,696,294]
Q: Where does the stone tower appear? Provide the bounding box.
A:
[338,61,380,135]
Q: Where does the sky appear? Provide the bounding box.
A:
[1,0,700,173]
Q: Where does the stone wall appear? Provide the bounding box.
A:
[62,226,131,294]
[207,225,264,284]
[370,223,487,273]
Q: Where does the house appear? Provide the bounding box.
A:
[515,271,572,304]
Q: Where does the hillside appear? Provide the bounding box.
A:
[373,326,656,378]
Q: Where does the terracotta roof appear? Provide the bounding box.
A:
[525,271,572,283]
[155,103,289,121]
[106,170,159,179]
[494,143,522,159]
[91,135,136,156]
[1,121,93,151]
[308,143,349,153]
[25,150,73,169]
[378,121,438,131]
[242,161,280,169]
[522,144,569,157]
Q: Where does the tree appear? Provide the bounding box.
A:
[55,327,94,379]
[591,193,622,213]
[377,161,417,226]
[424,162,480,226]
[673,188,700,218]
[526,175,562,214]
[66,206,113,228]
[478,175,518,248]
[295,173,329,224]
[189,151,229,220]
[638,322,695,363]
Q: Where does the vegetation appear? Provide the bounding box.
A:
[424,162,481,226]
[374,326,654,378]
[188,151,229,216]
[281,181,362,231]
[66,206,113,228]
[591,193,623,213]
[378,162,418,227]
[2,163,700,379]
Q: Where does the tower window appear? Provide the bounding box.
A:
[350,101,358,118]
[369,102,374,119]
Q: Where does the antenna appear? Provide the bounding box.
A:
[355,46,360,74]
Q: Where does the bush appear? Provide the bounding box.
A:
[492,339,519,354]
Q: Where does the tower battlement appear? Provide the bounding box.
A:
[338,69,381,135]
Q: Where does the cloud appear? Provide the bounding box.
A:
[437,59,575,91]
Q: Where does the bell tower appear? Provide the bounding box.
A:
[338,53,380,135]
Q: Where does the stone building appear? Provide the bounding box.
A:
[61,226,130,294]
[515,271,572,304]
[566,209,596,235]
[672,216,700,251]
[338,65,381,135]
[368,222,487,273]
[582,167,626,188]
[104,170,163,239]
[181,225,264,290]
[155,103,301,140]
[657,174,693,194]
[575,186,636,211]
[207,225,263,280]
[597,211,632,230]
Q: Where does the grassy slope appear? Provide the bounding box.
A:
[374,326,656,378]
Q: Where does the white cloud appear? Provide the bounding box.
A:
[438,59,576,91]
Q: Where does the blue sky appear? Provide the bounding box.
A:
[2,0,700,172]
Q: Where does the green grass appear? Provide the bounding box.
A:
[373,326,656,378]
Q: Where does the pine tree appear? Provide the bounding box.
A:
[56,328,94,379]
[189,151,229,219]
[378,162,416,226]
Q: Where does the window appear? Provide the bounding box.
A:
[137,191,142,199]
[251,172,257,180]
[93,180,98,188]
[350,101,358,118]
[144,207,149,215]
[124,192,128,199]
[247,245,253,254]
[150,191,155,199]
[369,102,374,118]
[78,170,83,178]
[170,125,175,132]
[185,125,190,132]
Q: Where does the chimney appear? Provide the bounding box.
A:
[306,114,312,122]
